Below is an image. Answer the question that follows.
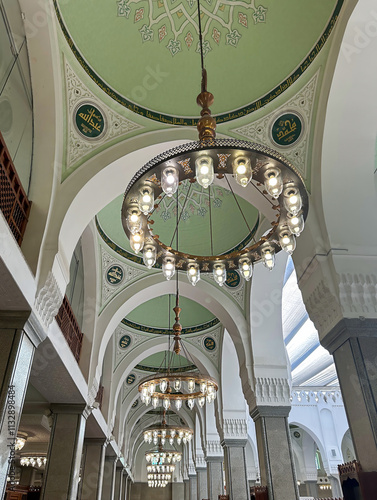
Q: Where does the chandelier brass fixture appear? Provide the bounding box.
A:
[143,410,193,445]
[121,3,308,287]
[138,292,218,411]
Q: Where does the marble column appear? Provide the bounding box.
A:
[189,474,198,500]
[250,406,299,500]
[41,403,88,500]
[206,457,224,500]
[102,457,118,500]
[196,467,208,500]
[114,465,123,500]
[184,478,190,500]
[222,439,249,500]
[79,438,107,500]
[123,474,129,500]
[172,481,185,500]
[0,311,38,499]
[321,319,377,474]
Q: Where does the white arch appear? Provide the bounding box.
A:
[289,420,329,474]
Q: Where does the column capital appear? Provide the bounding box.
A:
[205,455,223,463]
[221,438,248,447]
[250,405,291,420]
[321,317,377,354]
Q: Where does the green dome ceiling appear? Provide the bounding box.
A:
[137,351,195,372]
[55,0,341,122]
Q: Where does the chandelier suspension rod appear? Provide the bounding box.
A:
[169,183,192,248]
[223,174,253,234]
[208,184,214,255]
[197,0,205,77]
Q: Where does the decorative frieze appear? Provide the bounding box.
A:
[223,419,248,440]
[35,271,63,328]
[254,377,291,405]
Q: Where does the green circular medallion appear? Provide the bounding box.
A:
[271,112,303,147]
[106,265,124,285]
[119,334,131,349]
[225,270,241,288]
[204,337,216,351]
[126,373,136,385]
[132,399,139,409]
[75,103,105,139]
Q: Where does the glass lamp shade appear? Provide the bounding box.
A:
[130,231,144,254]
[264,167,283,199]
[174,379,181,391]
[233,156,252,187]
[152,397,159,409]
[175,399,182,411]
[143,245,157,268]
[187,398,195,410]
[195,155,214,188]
[238,257,252,281]
[213,263,226,286]
[162,257,175,280]
[283,186,302,215]
[138,186,154,214]
[187,263,200,286]
[287,213,305,236]
[15,437,26,451]
[161,167,179,197]
[279,231,296,254]
[262,247,275,271]
[126,208,142,234]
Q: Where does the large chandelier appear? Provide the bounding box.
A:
[143,410,193,446]
[138,292,218,410]
[121,6,308,288]
[145,449,182,465]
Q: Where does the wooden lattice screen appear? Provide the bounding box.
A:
[0,131,31,245]
[56,295,83,363]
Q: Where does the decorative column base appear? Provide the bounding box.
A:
[250,406,299,500]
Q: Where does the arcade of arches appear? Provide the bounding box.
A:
[0,1,376,500]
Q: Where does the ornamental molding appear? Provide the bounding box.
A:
[338,272,377,316]
[291,388,342,406]
[231,71,319,179]
[185,325,222,369]
[203,273,246,310]
[254,377,291,406]
[35,271,63,328]
[195,455,206,469]
[223,418,248,440]
[304,280,343,338]
[188,464,196,476]
[64,60,142,170]
[101,246,147,308]
[205,440,223,458]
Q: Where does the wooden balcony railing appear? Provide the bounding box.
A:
[96,384,104,410]
[0,131,31,245]
[56,295,83,363]
[250,486,268,500]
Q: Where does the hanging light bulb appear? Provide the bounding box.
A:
[161,166,179,197]
[143,245,156,269]
[169,437,174,446]
[195,155,214,188]
[187,379,195,393]
[183,437,187,444]
[287,213,305,236]
[162,256,175,280]
[187,263,200,286]
[233,156,252,187]
[153,437,158,445]
[283,186,302,215]
[163,398,170,410]
[187,399,195,410]
[175,399,182,411]
[161,437,166,446]
[262,247,275,271]
[144,433,149,443]
[170,429,176,438]
[206,393,214,404]
[177,437,182,445]
[161,429,167,438]
[174,379,181,392]
[144,394,151,406]
[160,380,168,393]
[199,381,207,394]
[213,263,226,286]
[198,396,205,408]
[138,186,154,215]
[130,230,144,254]
[238,257,252,281]
[149,383,156,395]
[264,167,283,199]
[279,231,296,254]
[126,207,142,234]
[152,397,159,409]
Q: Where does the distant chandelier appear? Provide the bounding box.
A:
[147,464,175,473]
[144,410,193,446]
[148,479,169,488]
[138,292,218,410]
[121,6,308,287]
[15,433,27,451]
[20,456,47,468]
[148,473,172,481]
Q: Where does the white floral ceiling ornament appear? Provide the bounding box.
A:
[114,325,149,370]
[184,325,222,370]
[65,60,143,169]
[231,71,319,178]
[117,0,267,56]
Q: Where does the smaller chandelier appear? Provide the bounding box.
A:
[138,293,218,410]
[147,464,175,473]
[148,479,169,488]
[147,473,172,481]
[145,449,182,465]
[20,456,47,468]
[144,425,193,446]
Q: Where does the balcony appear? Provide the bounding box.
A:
[56,295,83,363]
[0,132,31,245]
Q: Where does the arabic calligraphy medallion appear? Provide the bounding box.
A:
[119,334,132,349]
[106,265,124,285]
[75,102,106,139]
[204,337,216,351]
[271,112,303,147]
[225,269,241,288]
[127,373,136,385]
